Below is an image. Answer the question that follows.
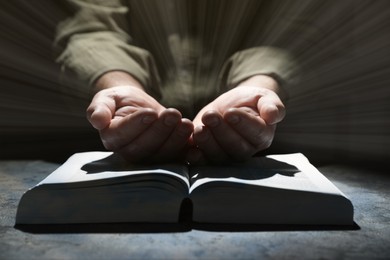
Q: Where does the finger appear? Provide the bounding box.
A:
[118,108,182,161]
[99,108,158,150]
[257,93,286,125]
[154,118,194,161]
[202,111,255,161]
[86,94,116,130]
[224,108,275,150]
[193,125,230,163]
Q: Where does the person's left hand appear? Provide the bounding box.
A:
[187,75,286,164]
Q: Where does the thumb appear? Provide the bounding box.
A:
[86,95,115,130]
[257,96,286,125]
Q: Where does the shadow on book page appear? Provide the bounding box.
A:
[80,153,187,177]
[190,157,299,181]
[81,153,128,173]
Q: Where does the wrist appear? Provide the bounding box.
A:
[93,71,145,94]
[238,74,287,101]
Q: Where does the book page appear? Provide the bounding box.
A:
[189,153,343,195]
[39,151,190,189]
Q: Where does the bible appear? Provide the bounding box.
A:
[15,152,354,225]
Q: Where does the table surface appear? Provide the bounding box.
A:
[1,159,389,260]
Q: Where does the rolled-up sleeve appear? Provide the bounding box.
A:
[54,0,161,98]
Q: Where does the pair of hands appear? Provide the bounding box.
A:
[87,74,285,164]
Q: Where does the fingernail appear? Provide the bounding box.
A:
[262,104,279,124]
[204,116,220,127]
[265,104,278,113]
[227,114,240,124]
[164,115,179,126]
[90,108,103,121]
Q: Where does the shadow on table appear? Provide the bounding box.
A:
[14,221,360,234]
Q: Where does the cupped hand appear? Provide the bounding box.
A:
[87,85,194,163]
[187,75,286,164]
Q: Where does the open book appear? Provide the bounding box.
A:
[15,152,354,226]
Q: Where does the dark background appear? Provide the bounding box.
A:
[0,0,389,167]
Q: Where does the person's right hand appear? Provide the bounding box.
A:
[86,85,194,163]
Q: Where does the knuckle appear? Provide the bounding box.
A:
[99,131,120,151]
[255,137,273,151]
[101,137,116,151]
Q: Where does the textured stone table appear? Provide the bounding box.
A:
[1,159,389,259]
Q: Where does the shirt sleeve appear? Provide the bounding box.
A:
[54,0,162,98]
[219,46,298,95]
[217,0,326,98]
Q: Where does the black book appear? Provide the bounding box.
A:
[16,152,354,225]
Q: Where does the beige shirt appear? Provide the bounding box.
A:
[55,0,311,117]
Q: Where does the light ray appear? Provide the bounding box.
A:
[0,0,389,163]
